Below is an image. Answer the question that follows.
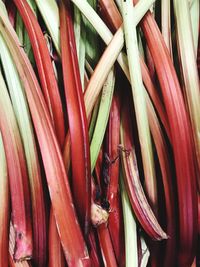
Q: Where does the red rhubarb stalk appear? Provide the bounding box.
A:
[13,0,65,147]
[98,0,121,33]
[120,96,167,241]
[88,229,102,267]
[60,0,91,235]
[133,6,198,266]
[0,10,91,266]
[0,134,9,266]
[48,210,65,267]
[98,0,170,139]
[106,90,125,266]
[147,97,176,267]
[0,73,32,261]
[91,169,117,267]
[97,224,118,267]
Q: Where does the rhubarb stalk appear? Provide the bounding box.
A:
[0,133,9,267]
[0,5,90,265]
[133,5,198,266]
[60,0,91,235]
[0,71,32,261]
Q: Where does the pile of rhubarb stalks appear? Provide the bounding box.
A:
[0,0,199,266]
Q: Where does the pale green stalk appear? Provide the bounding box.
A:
[35,0,155,62]
[35,0,154,75]
[84,0,99,67]
[78,0,159,155]
[189,0,199,57]
[74,6,81,52]
[70,0,155,79]
[71,0,155,45]
[15,0,37,65]
[84,28,124,117]
[173,0,200,189]
[71,2,161,196]
[120,172,138,267]
[34,0,60,54]
[85,59,101,141]
[0,35,40,188]
[27,0,37,13]
[16,12,24,44]
[44,33,58,80]
[74,6,86,88]
[138,31,145,59]
[89,96,100,141]
[140,237,150,267]
[90,68,115,172]
[24,0,37,65]
[121,0,157,208]
[115,0,122,11]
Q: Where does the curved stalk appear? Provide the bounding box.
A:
[0,7,90,266]
[120,99,167,240]
[121,0,157,211]
[0,133,9,267]
[133,4,198,266]
[59,0,91,235]
[0,72,32,261]
[13,0,65,147]
[0,32,47,267]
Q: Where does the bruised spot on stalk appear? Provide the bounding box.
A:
[91,203,109,227]
[14,230,32,261]
[118,144,131,157]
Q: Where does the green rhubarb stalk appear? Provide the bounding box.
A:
[90,67,115,172]
[84,0,99,67]
[84,27,124,118]
[120,172,138,267]
[70,0,160,120]
[16,12,24,43]
[140,237,150,267]
[173,0,200,190]
[138,31,145,60]
[100,0,168,139]
[26,0,37,13]
[189,0,199,57]
[115,0,121,11]
[0,33,47,267]
[44,33,58,80]
[36,0,154,78]
[73,5,86,88]
[16,1,36,65]
[89,96,100,142]
[0,133,9,267]
[121,0,157,210]
[24,0,37,64]
[72,0,155,56]
[34,0,60,54]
